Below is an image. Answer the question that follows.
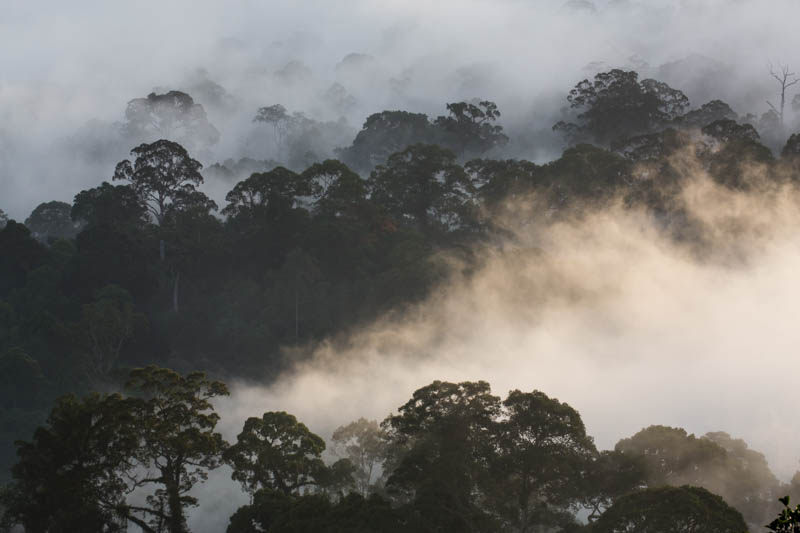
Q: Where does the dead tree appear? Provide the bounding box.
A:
[767,63,799,127]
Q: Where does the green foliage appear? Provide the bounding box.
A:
[113,140,207,224]
[616,426,781,528]
[368,144,477,233]
[489,390,598,532]
[555,69,689,146]
[338,110,435,172]
[227,490,409,533]
[72,181,148,232]
[222,166,309,220]
[225,411,330,496]
[592,485,747,533]
[434,100,509,157]
[767,496,800,533]
[4,393,139,533]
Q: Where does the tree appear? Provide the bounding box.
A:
[76,285,147,383]
[24,201,82,243]
[767,63,798,128]
[612,128,689,161]
[700,120,774,188]
[614,425,783,528]
[434,100,509,157]
[0,221,47,298]
[331,418,389,496]
[226,490,409,533]
[466,158,540,208]
[580,450,646,523]
[113,140,206,226]
[0,348,43,409]
[767,496,800,533]
[489,390,597,533]
[382,380,501,532]
[253,104,294,161]
[123,90,219,153]
[338,111,435,172]
[124,366,229,533]
[540,144,633,205]
[0,209,7,229]
[301,159,367,217]
[592,486,747,533]
[554,70,689,146]
[615,426,726,487]
[4,393,140,533]
[701,119,761,143]
[72,182,148,232]
[368,144,476,233]
[222,167,309,220]
[680,100,738,129]
[224,411,330,497]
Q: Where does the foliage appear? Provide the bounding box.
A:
[592,485,747,533]
[555,69,689,146]
[3,393,139,533]
[368,144,477,233]
[224,411,330,497]
[489,389,598,532]
[113,140,208,225]
[123,90,219,153]
[24,201,83,243]
[124,366,229,533]
[339,110,435,172]
[331,418,388,496]
[434,100,509,156]
[767,496,800,533]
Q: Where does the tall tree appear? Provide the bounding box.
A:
[382,380,501,532]
[331,418,389,496]
[125,366,229,533]
[434,100,508,157]
[368,144,476,233]
[338,111,435,172]
[113,140,206,226]
[489,390,597,533]
[222,167,309,221]
[123,90,220,153]
[224,411,330,497]
[592,485,747,533]
[554,69,689,146]
[767,63,798,128]
[4,393,140,533]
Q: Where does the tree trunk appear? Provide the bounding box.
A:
[165,464,188,533]
[160,239,165,261]
[172,271,180,314]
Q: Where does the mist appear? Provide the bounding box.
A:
[5,2,800,531]
[5,0,800,219]
[177,160,800,530]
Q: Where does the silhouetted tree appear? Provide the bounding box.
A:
[24,201,82,243]
[593,485,747,533]
[123,90,219,153]
[224,411,331,496]
[554,70,689,146]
